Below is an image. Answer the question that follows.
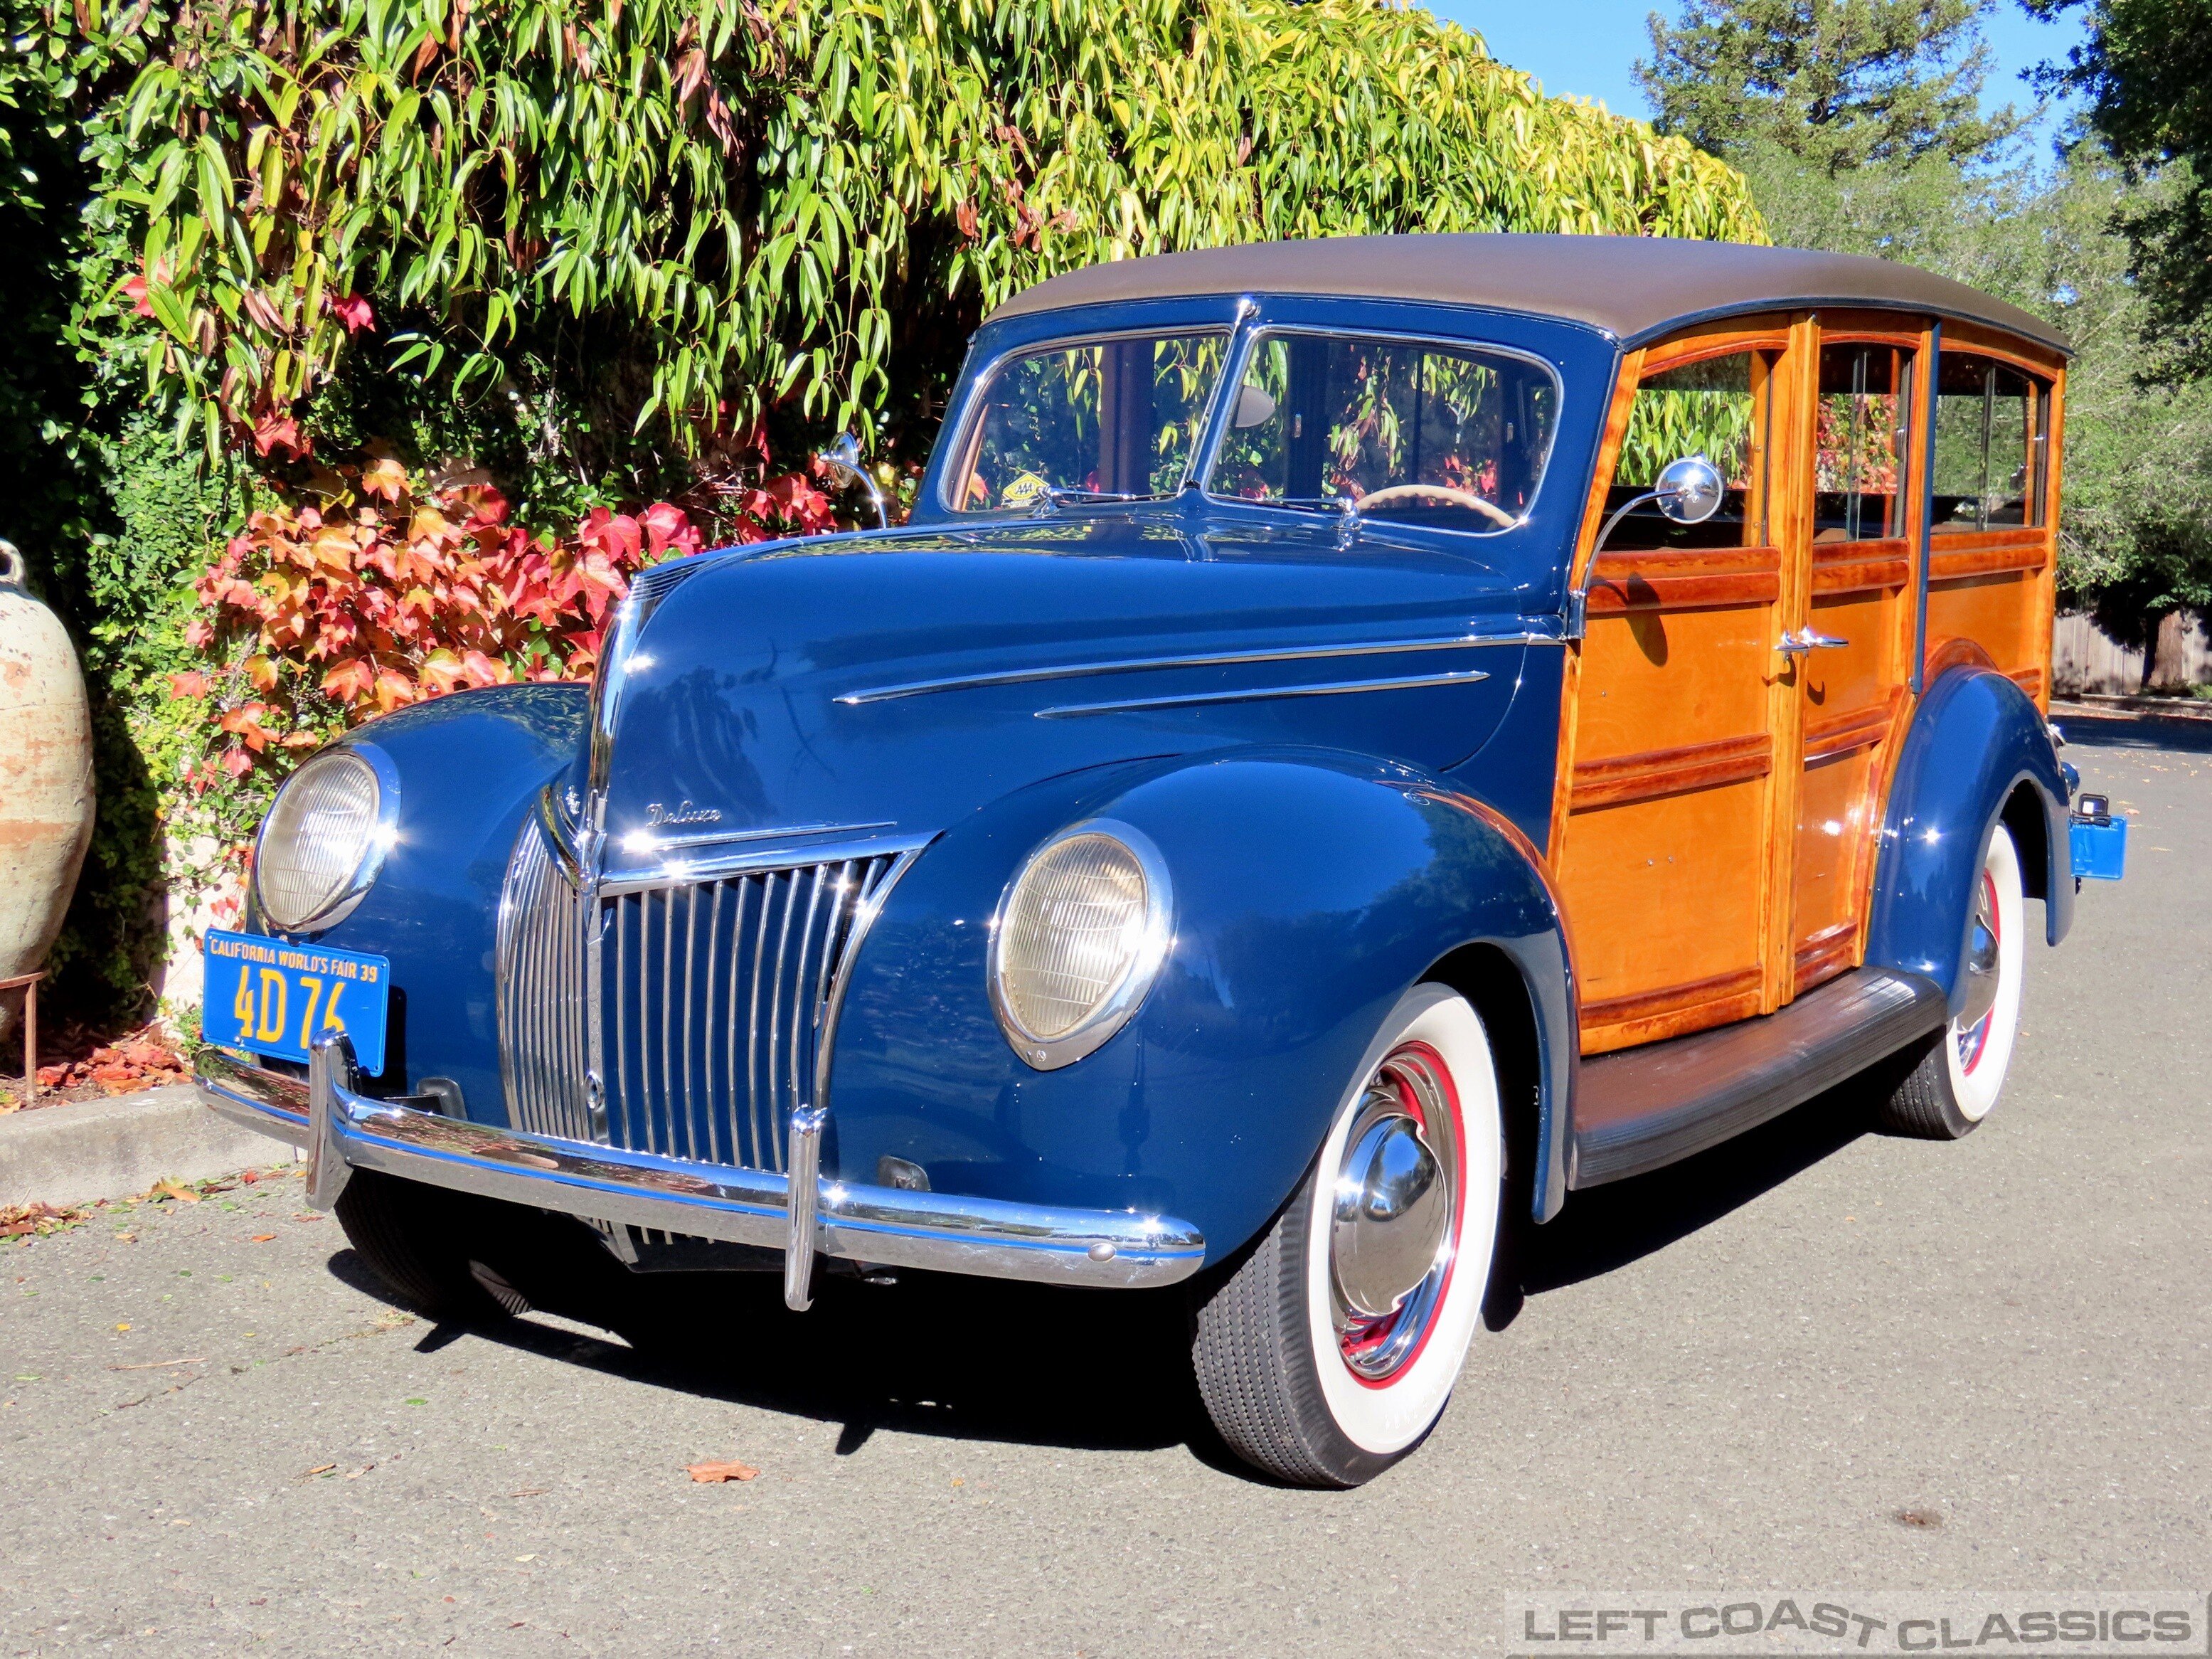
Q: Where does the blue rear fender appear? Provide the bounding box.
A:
[824,748,1576,1264]
[1865,667,2073,1014]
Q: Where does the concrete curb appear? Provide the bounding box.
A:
[0,1083,300,1209]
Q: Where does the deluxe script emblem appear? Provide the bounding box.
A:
[645,800,723,828]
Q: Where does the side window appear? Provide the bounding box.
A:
[948,332,1230,512]
[1608,351,1775,549]
[1814,344,1914,541]
[1207,333,1558,534]
[1933,351,2051,532]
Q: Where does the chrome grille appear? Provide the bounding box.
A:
[496,818,596,1143]
[496,817,904,1172]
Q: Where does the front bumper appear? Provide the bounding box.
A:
[195,1044,1206,1295]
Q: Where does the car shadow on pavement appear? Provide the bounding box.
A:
[1509,1079,1883,1303]
[325,1241,1227,1464]
[321,1074,1893,1473]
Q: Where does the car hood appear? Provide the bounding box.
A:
[579,514,1548,879]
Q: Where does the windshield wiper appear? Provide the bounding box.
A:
[1042,486,1152,510]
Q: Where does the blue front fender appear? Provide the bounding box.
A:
[826,748,1575,1263]
[1865,667,2072,1014]
[285,684,588,1106]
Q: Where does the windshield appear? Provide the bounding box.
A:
[945,332,1231,512]
[1208,332,1558,534]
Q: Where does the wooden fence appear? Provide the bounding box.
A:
[2052,610,2212,697]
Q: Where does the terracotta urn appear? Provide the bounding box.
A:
[0,541,95,1040]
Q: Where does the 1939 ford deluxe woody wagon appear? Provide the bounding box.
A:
[197,234,2126,1487]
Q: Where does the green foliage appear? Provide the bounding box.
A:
[104,0,1763,462]
[1638,0,2021,175]
[2028,0,2212,377]
[1617,364,1760,488]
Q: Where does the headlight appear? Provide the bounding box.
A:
[253,748,394,932]
[989,821,1171,1070]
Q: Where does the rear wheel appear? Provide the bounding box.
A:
[1191,984,1504,1487]
[1879,822,2027,1140]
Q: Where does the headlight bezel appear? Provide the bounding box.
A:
[251,744,400,935]
[988,818,1173,1071]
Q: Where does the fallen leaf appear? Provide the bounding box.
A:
[109,1358,206,1371]
[152,1180,201,1204]
[514,1554,536,1563]
[115,1322,131,1332]
[685,1459,759,1484]
[249,1234,277,1243]
[303,1463,338,1478]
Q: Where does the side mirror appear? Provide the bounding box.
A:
[1564,452,1729,641]
[1654,453,1726,524]
[814,433,888,531]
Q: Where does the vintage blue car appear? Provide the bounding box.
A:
[197,234,2123,1487]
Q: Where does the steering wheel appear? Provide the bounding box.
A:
[1353,483,1518,529]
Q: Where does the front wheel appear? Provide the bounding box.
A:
[1191,984,1504,1487]
[1878,821,2028,1139]
[334,1170,536,1323]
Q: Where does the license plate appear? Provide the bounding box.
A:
[203,930,391,1075]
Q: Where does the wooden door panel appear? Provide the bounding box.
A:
[1797,587,1891,712]
[1566,575,1782,1053]
[1552,320,1804,1056]
[1573,582,1781,760]
[1560,778,1772,1051]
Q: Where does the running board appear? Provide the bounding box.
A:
[1570,967,1949,1189]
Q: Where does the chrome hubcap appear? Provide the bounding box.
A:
[1329,1043,1461,1380]
[1332,1114,1447,1318]
[1957,869,2001,1065]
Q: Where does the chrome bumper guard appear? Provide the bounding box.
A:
[194,1042,1206,1298]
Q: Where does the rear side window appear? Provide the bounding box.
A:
[1206,332,1559,534]
[1933,351,2051,531]
[1815,344,1915,543]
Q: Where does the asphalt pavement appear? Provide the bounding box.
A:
[2,716,2206,1657]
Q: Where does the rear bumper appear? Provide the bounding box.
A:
[193,1045,1205,1292]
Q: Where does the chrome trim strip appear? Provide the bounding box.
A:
[838,632,1537,706]
[617,819,897,855]
[199,1048,1203,1288]
[595,831,932,896]
[1034,667,1491,719]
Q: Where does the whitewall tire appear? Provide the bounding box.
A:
[1880,822,2028,1139]
[1191,983,1504,1486]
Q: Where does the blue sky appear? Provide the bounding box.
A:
[1420,1,2089,156]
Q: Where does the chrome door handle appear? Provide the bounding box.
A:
[1779,627,1849,657]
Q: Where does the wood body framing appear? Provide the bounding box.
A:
[1551,312,2065,1056]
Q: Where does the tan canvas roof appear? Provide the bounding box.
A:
[987,233,2070,356]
